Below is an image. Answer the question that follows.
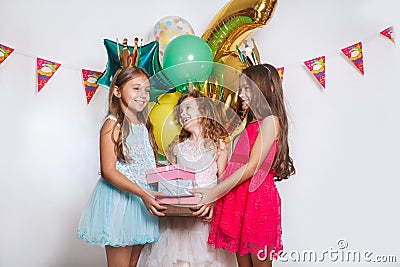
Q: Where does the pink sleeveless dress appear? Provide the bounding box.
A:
[208,120,283,257]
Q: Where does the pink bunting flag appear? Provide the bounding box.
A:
[380,26,395,43]
[0,44,14,65]
[37,58,61,93]
[277,67,284,82]
[304,56,326,89]
[82,69,103,104]
[341,42,364,75]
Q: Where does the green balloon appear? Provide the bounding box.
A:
[163,34,213,87]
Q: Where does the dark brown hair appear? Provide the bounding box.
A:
[241,64,295,181]
[107,67,158,161]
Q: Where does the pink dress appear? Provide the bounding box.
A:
[208,121,283,257]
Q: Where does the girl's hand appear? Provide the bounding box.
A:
[191,187,220,222]
[192,202,215,223]
[141,189,167,217]
[202,205,214,223]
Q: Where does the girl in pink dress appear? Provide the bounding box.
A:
[193,64,296,267]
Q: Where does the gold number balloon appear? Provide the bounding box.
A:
[201,0,278,121]
[202,0,278,65]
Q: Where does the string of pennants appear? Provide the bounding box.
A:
[0,26,395,104]
[278,27,394,89]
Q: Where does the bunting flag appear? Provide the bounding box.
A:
[0,26,395,100]
[304,56,326,89]
[277,67,284,82]
[341,42,364,75]
[37,58,61,93]
[0,44,14,65]
[380,26,395,43]
[82,69,103,104]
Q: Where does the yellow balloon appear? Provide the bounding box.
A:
[202,0,278,68]
[157,91,181,104]
[147,101,156,111]
[148,92,181,155]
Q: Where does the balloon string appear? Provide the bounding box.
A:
[12,48,92,71]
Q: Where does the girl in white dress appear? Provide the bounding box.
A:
[138,90,237,266]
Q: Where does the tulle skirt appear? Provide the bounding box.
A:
[77,178,159,247]
[138,217,237,267]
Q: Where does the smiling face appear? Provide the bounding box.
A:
[178,96,201,133]
[239,75,252,111]
[114,74,150,115]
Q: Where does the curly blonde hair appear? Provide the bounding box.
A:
[167,90,228,161]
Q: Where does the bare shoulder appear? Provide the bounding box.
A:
[100,119,119,139]
[259,115,280,138]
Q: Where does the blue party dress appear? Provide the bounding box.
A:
[77,115,159,247]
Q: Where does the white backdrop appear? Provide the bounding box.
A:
[1,1,399,266]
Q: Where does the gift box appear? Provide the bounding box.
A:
[157,196,202,216]
[146,164,201,216]
[158,179,193,197]
[159,204,201,216]
[146,164,196,184]
[156,195,202,205]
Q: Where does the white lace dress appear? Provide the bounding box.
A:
[138,139,237,267]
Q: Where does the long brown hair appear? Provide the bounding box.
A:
[174,90,228,149]
[107,66,158,161]
[241,64,295,181]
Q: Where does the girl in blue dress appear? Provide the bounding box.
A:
[77,66,166,267]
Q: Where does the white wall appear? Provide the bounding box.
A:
[1,1,399,266]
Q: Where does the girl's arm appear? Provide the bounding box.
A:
[100,119,166,216]
[216,139,229,178]
[193,115,279,205]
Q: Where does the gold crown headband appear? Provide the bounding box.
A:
[116,37,141,68]
[236,38,261,67]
